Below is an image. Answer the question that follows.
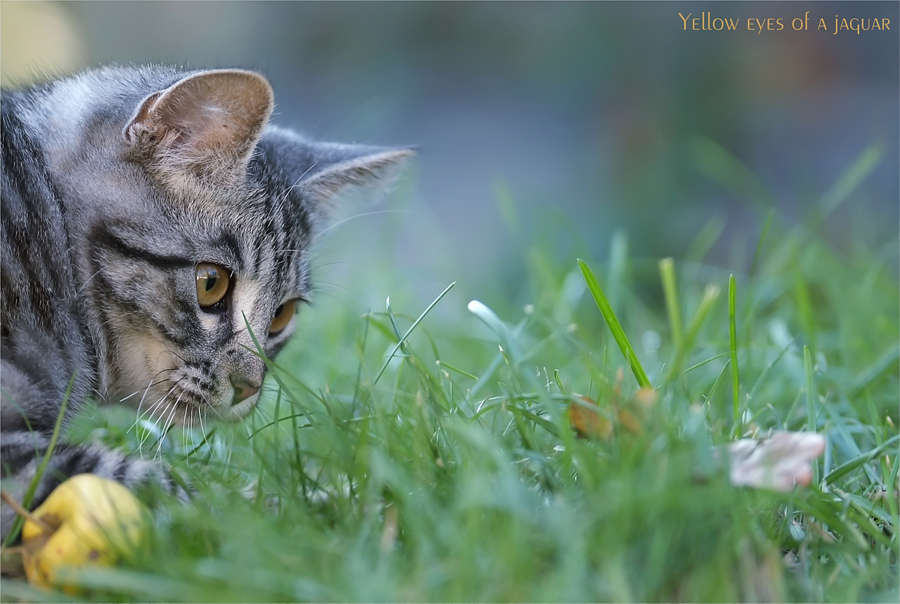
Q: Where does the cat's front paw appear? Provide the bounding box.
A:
[1,442,190,544]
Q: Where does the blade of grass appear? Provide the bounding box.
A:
[729,275,740,437]
[804,345,819,486]
[795,492,871,551]
[815,142,885,222]
[659,258,683,352]
[470,349,509,400]
[435,360,478,381]
[888,452,900,490]
[704,358,731,423]
[467,315,531,400]
[494,179,520,237]
[749,209,774,277]
[467,300,526,364]
[373,281,456,386]
[385,297,405,349]
[687,136,773,209]
[747,338,796,401]
[553,370,567,395]
[606,230,629,312]
[364,313,400,344]
[3,372,76,547]
[823,403,881,485]
[671,285,721,380]
[683,351,731,375]
[243,318,327,419]
[578,259,651,389]
[685,215,725,265]
[794,269,817,354]
[848,342,900,399]
[823,435,900,486]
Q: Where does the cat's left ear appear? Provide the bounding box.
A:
[299,144,416,221]
[124,69,274,185]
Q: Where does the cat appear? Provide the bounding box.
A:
[0,65,411,541]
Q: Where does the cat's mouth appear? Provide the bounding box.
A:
[116,348,259,431]
[126,373,257,430]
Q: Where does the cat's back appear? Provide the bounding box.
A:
[1,93,71,328]
[1,90,95,428]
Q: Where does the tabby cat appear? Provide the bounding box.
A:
[0,65,411,540]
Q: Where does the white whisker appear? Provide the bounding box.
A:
[75,268,104,296]
[313,209,412,239]
[128,375,176,434]
[156,392,183,459]
[198,403,208,443]
[137,378,184,455]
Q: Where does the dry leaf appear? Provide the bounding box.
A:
[632,387,658,412]
[567,387,659,440]
[617,408,643,435]
[567,396,613,440]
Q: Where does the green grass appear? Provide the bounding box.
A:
[2,148,897,602]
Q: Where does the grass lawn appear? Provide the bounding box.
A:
[2,147,897,602]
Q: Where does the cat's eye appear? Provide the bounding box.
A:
[269,300,297,335]
[195,263,230,309]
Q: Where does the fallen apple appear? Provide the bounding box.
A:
[21,474,149,591]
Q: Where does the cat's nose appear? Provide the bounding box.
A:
[231,378,260,403]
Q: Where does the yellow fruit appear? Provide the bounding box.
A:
[22,474,148,590]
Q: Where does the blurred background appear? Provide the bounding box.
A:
[3,1,897,315]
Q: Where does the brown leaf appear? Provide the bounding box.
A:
[632,387,658,413]
[617,408,643,435]
[567,396,613,440]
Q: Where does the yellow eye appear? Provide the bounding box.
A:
[269,300,297,335]
[195,263,230,308]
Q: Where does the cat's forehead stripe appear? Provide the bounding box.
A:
[97,225,194,271]
[218,231,243,271]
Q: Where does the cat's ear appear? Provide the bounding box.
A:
[124,69,273,185]
[299,143,415,220]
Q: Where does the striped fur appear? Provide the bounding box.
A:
[0,65,411,540]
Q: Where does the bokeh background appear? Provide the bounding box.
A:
[3,1,897,315]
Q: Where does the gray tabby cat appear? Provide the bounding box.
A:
[1,65,411,540]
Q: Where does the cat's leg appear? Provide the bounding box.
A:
[1,430,188,542]
[1,362,188,542]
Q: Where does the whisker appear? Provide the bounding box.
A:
[137,378,185,454]
[197,404,208,446]
[313,209,412,239]
[127,376,178,433]
[182,405,192,455]
[75,268,105,296]
[138,398,169,456]
[156,392,184,459]
[207,403,226,423]
[132,377,180,429]
[128,381,157,437]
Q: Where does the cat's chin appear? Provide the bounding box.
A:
[142,393,258,431]
[218,394,259,423]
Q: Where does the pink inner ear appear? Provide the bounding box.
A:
[156,88,231,151]
[130,70,274,165]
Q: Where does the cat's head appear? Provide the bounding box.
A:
[88,68,411,425]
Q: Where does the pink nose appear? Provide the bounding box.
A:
[231,378,260,403]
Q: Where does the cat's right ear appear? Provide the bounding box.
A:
[124,70,274,188]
